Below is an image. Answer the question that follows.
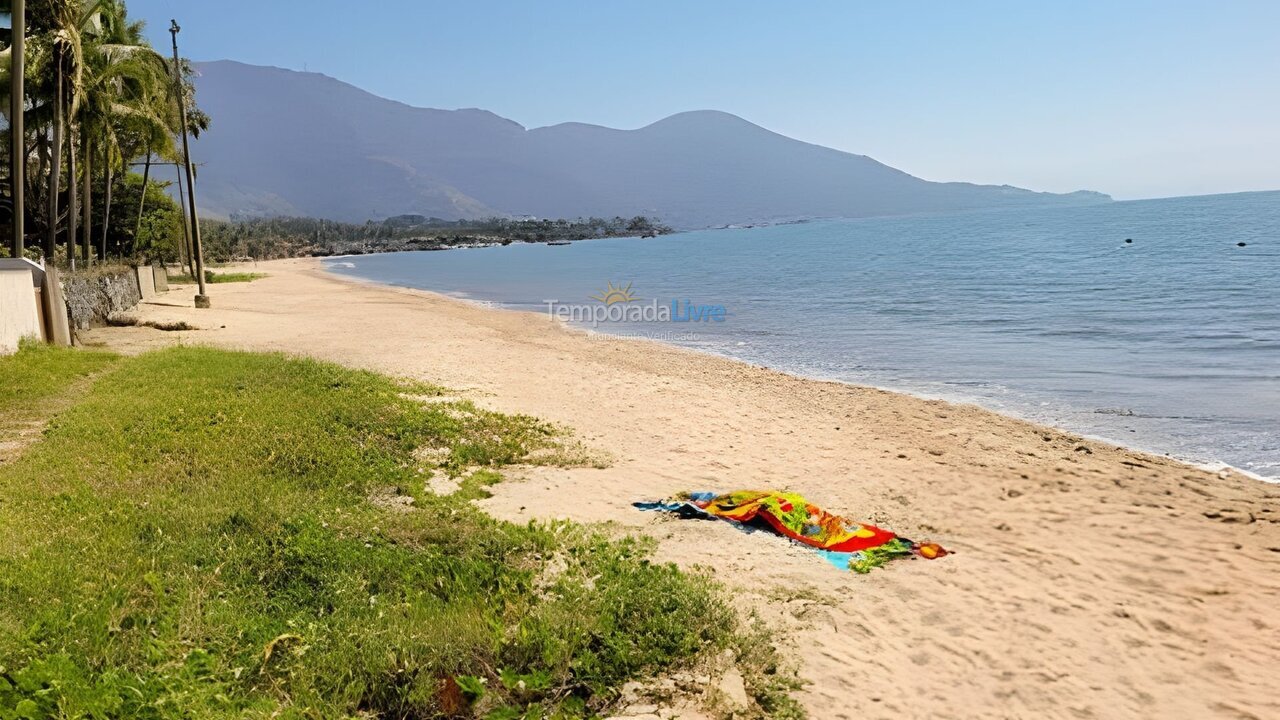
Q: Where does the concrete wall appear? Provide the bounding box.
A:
[0,269,42,355]
[0,258,44,288]
[152,265,169,293]
[42,267,72,346]
[136,265,157,299]
[3,265,147,346]
[63,268,142,330]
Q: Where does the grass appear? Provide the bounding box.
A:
[62,263,138,281]
[0,346,798,718]
[169,270,266,284]
[0,340,118,427]
[205,270,267,284]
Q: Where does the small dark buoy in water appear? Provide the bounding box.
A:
[1124,238,1133,244]
[1237,242,1247,247]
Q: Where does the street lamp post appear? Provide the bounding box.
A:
[169,19,209,307]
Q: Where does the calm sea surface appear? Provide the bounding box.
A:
[326,192,1280,479]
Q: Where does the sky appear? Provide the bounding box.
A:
[127,0,1280,200]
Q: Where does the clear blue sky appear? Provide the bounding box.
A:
[128,0,1280,200]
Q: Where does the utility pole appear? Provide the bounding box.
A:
[9,0,24,258]
[169,19,208,307]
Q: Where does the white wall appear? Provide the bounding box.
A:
[0,269,42,355]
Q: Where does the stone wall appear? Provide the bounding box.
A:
[63,268,142,330]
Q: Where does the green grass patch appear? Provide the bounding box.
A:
[0,340,118,422]
[169,270,266,284]
[0,346,792,718]
[205,270,266,284]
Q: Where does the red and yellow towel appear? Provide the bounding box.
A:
[635,490,948,572]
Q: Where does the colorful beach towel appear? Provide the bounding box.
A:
[635,490,948,573]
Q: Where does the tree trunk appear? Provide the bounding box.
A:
[133,146,152,251]
[68,128,78,269]
[35,133,48,210]
[45,50,63,260]
[175,164,195,278]
[100,142,111,260]
[175,205,187,270]
[172,165,187,269]
[81,136,92,264]
[9,0,24,258]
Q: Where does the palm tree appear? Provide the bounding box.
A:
[131,56,202,255]
[5,0,197,265]
[5,0,180,263]
[35,0,96,259]
[63,0,169,262]
[135,54,204,260]
[3,0,103,262]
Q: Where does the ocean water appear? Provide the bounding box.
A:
[326,191,1280,479]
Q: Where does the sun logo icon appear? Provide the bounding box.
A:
[591,281,638,305]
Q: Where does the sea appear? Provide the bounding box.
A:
[325,191,1280,480]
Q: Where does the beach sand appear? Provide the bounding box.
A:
[85,258,1279,720]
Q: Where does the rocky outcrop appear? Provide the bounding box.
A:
[62,268,142,330]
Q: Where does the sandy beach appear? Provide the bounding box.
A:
[85,258,1279,720]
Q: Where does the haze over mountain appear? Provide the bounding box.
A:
[190,60,1110,228]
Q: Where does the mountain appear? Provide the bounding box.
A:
[188,60,1110,228]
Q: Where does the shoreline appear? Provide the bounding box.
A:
[324,259,1277,484]
[85,257,1280,719]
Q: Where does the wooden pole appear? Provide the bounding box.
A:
[169,20,208,307]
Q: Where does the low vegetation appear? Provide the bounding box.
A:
[199,215,675,261]
[169,270,267,284]
[206,271,267,284]
[0,341,119,463]
[0,346,798,718]
[0,342,118,422]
